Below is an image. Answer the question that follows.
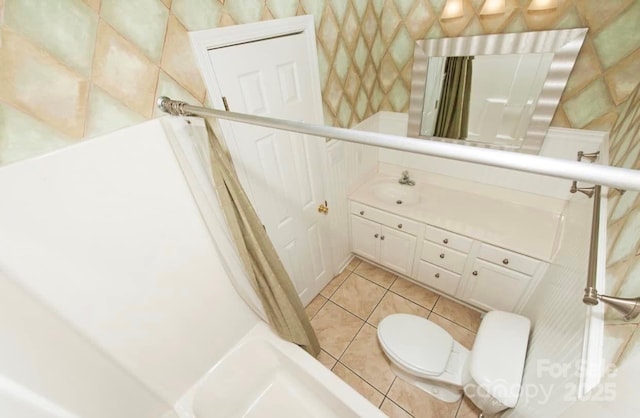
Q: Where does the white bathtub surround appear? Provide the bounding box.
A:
[175,322,386,418]
[0,117,390,416]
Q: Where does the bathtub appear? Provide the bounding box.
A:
[174,322,386,418]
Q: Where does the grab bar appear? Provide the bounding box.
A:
[583,185,640,320]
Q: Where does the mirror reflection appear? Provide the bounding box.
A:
[407,29,588,154]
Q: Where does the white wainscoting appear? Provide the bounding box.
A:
[374,112,607,200]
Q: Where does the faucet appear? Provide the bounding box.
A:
[398,170,415,186]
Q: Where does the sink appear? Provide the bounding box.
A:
[371,181,421,206]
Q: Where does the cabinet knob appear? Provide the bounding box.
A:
[380,235,385,240]
[439,253,445,259]
[443,238,449,244]
[374,233,379,238]
[472,271,478,276]
[360,210,365,215]
[503,258,509,265]
[398,224,402,229]
[435,273,440,278]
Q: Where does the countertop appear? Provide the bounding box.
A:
[349,167,565,261]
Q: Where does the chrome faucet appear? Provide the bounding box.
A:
[398,170,415,186]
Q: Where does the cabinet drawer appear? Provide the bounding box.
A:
[350,201,420,235]
[478,243,540,276]
[423,225,473,253]
[421,241,467,274]
[417,260,461,295]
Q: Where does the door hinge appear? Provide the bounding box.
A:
[222,96,230,111]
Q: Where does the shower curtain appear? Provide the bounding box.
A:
[204,119,320,357]
[434,56,474,139]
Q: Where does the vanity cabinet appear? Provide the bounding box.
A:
[350,203,418,276]
[461,244,542,312]
[348,201,547,314]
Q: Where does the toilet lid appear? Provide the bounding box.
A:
[377,314,453,376]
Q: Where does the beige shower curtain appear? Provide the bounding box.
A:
[204,119,320,357]
[434,56,474,139]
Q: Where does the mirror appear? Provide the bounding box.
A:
[407,28,587,154]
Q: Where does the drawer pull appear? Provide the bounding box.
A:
[439,253,445,259]
[380,235,385,240]
[360,210,365,215]
[472,270,478,276]
[443,238,449,244]
[374,233,379,238]
[435,273,440,278]
[503,258,509,265]
[398,223,402,229]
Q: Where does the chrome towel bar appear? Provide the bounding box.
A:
[582,185,640,320]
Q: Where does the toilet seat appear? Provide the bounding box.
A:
[377,314,453,377]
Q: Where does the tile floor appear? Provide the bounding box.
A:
[306,257,483,418]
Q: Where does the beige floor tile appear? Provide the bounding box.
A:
[432,297,481,332]
[305,294,327,319]
[355,260,397,288]
[368,292,431,328]
[331,274,385,319]
[316,350,337,369]
[390,278,439,310]
[346,256,362,271]
[340,323,396,394]
[380,398,414,418]
[455,396,481,418]
[310,301,363,359]
[387,378,460,418]
[332,362,385,407]
[320,270,350,298]
[428,313,476,351]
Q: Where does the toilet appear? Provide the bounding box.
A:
[377,311,530,414]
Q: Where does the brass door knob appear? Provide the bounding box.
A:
[318,201,329,214]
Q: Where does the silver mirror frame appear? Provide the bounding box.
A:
[408,28,588,154]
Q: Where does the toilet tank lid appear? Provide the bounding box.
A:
[470,311,531,408]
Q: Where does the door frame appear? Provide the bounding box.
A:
[189,16,336,298]
[190,15,324,125]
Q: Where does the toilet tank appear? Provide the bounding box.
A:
[463,311,530,414]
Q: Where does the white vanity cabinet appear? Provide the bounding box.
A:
[461,244,544,312]
[350,202,419,276]
[415,225,473,296]
[348,200,548,314]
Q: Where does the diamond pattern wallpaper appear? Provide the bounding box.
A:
[1,0,639,163]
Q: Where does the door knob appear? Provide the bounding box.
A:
[435,273,440,278]
[374,233,379,238]
[443,238,449,244]
[439,253,445,259]
[472,271,478,276]
[318,201,329,214]
[380,235,385,240]
[502,258,509,265]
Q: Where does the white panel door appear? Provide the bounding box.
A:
[206,32,332,305]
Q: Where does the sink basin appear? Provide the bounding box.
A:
[371,181,421,206]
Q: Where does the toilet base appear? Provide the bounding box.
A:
[389,363,463,403]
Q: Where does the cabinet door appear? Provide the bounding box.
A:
[463,259,532,312]
[379,226,416,276]
[350,215,379,261]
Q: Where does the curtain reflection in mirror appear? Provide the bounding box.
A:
[433,56,473,140]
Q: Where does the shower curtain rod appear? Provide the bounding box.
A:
[157,97,640,192]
